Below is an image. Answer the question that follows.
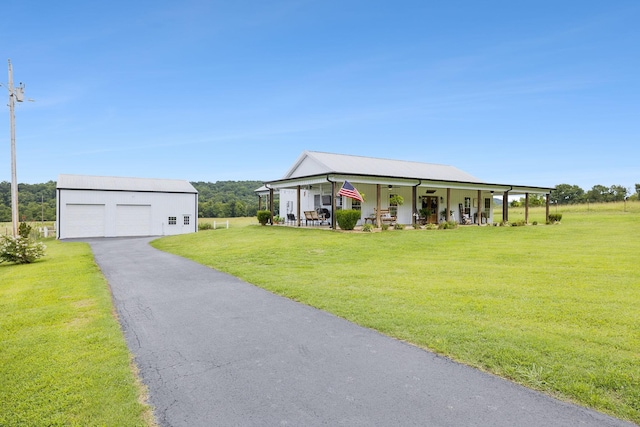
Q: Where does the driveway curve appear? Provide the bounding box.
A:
[84,236,634,427]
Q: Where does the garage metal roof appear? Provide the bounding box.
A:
[57,174,197,194]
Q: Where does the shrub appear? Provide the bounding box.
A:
[0,234,46,264]
[18,222,31,238]
[336,209,361,230]
[438,220,458,230]
[362,223,374,232]
[381,223,389,231]
[198,222,213,230]
[425,223,438,230]
[412,223,421,229]
[511,220,527,227]
[548,213,563,222]
[532,221,538,226]
[256,210,271,226]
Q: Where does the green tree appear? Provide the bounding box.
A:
[191,180,262,218]
[631,183,640,201]
[517,194,545,207]
[551,184,584,205]
[586,185,609,203]
[608,185,627,202]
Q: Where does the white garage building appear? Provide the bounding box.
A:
[57,174,198,239]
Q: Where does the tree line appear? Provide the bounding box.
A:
[509,184,639,207]
[550,183,639,205]
[0,180,265,222]
[1,180,638,222]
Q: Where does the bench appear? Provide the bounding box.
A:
[304,210,329,226]
[371,209,396,226]
[304,211,319,225]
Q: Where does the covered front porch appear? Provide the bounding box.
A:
[258,175,553,229]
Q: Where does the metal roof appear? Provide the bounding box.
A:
[268,151,554,194]
[57,174,197,193]
[284,151,482,182]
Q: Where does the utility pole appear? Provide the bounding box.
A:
[7,59,24,237]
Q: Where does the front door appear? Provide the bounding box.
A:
[422,196,439,223]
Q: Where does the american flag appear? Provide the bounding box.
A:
[337,180,363,202]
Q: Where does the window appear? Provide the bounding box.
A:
[168,216,177,225]
[484,198,491,220]
[183,215,190,225]
[464,197,471,216]
[351,199,361,211]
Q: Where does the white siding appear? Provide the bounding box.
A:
[58,189,197,239]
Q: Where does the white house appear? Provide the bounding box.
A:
[57,174,198,239]
[258,151,554,228]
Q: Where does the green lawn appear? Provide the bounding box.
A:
[152,204,640,424]
[0,239,154,426]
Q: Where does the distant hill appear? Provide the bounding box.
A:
[191,180,264,217]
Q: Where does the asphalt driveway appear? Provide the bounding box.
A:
[85,237,634,427]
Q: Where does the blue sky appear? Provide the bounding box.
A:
[1,1,638,192]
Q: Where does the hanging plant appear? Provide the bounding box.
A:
[389,194,404,206]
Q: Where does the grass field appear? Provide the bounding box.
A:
[0,239,154,426]
[152,203,640,424]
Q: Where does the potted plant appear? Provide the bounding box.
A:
[440,208,454,221]
[418,207,431,224]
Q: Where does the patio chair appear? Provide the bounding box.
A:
[459,203,472,225]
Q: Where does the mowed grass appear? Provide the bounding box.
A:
[0,239,154,426]
[153,204,640,424]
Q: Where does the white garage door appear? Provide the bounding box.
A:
[116,204,151,236]
[64,204,106,238]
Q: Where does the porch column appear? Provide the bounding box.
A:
[258,195,262,211]
[269,188,274,225]
[331,181,336,229]
[525,193,529,224]
[477,189,482,225]
[296,185,301,227]
[376,184,381,228]
[502,191,509,222]
[546,193,550,223]
[412,185,417,226]
[446,188,451,222]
